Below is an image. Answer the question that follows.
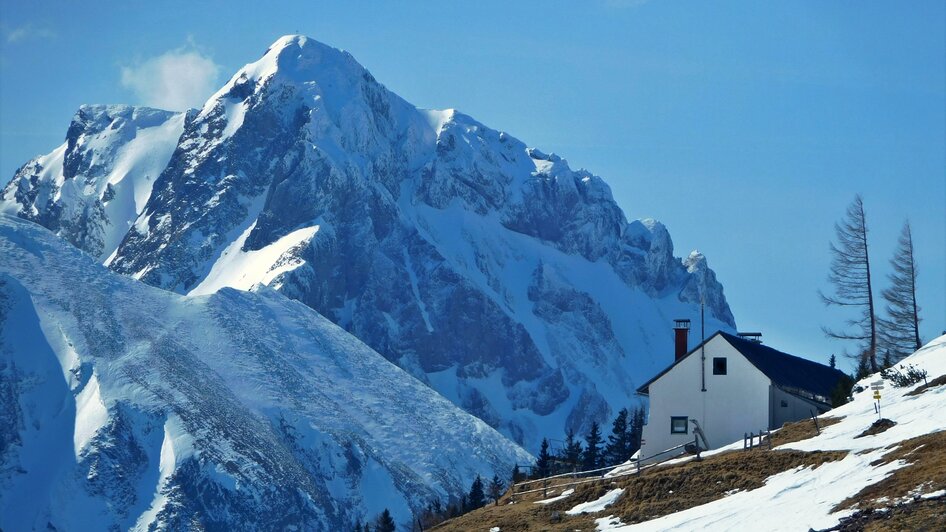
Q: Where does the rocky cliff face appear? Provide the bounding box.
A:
[0,215,531,530]
[2,35,735,450]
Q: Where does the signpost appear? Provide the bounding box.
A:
[870,380,884,420]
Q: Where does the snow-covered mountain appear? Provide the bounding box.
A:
[0,214,532,530]
[2,35,735,450]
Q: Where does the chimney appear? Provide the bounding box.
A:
[673,319,690,360]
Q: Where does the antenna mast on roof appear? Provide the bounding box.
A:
[701,294,706,392]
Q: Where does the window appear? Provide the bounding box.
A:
[671,416,688,434]
[713,357,727,375]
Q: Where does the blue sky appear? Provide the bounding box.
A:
[1,1,943,369]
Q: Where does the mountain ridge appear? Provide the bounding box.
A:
[0,213,531,530]
[2,35,736,451]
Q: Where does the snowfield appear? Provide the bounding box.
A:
[596,335,946,531]
[0,214,532,531]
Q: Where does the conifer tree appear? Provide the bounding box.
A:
[511,464,523,483]
[488,474,504,505]
[582,422,603,470]
[468,475,486,510]
[828,354,836,369]
[534,438,552,478]
[881,351,893,369]
[820,195,878,372]
[878,221,922,361]
[855,354,871,380]
[562,428,583,471]
[630,407,645,454]
[605,408,632,464]
[375,509,395,532]
[830,374,855,407]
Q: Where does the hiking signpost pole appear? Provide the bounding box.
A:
[870,380,884,420]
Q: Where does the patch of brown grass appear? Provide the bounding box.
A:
[436,447,847,531]
[905,374,946,396]
[430,487,598,532]
[835,430,946,513]
[854,418,897,439]
[829,497,946,531]
[767,416,843,447]
[595,449,846,525]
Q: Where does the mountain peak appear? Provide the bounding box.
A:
[252,34,361,83]
[200,34,368,118]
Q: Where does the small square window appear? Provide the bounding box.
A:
[671,416,688,434]
[713,357,727,375]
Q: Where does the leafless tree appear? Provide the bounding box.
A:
[820,195,878,372]
[878,221,922,361]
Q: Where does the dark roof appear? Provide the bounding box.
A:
[637,331,847,401]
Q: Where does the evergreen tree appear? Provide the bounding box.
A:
[878,221,922,361]
[855,352,872,380]
[375,509,396,532]
[534,438,552,478]
[511,464,523,483]
[605,408,632,465]
[561,428,583,471]
[828,354,837,369]
[353,518,362,532]
[582,422,603,470]
[364,523,371,532]
[630,407,645,454]
[447,500,461,518]
[468,475,486,510]
[488,474,504,505]
[820,195,878,372]
[830,374,855,407]
[881,351,893,369]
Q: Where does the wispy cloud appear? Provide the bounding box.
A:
[5,24,56,43]
[120,45,221,112]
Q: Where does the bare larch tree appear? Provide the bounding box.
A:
[820,194,878,371]
[878,221,922,361]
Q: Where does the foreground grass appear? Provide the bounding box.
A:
[433,416,946,531]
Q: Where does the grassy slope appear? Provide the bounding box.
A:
[433,337,946,531]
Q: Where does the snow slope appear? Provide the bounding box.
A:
[0,105,186,261]
[596,335,946,531]
[3,35,736,451]
[0,214,532,531]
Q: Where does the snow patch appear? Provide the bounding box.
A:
[73,373,108,458]
[131,415,194,531]
[566,488,623,515]
[189,222,319,296]
[535,488,574,505]
[403,248,433,333]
